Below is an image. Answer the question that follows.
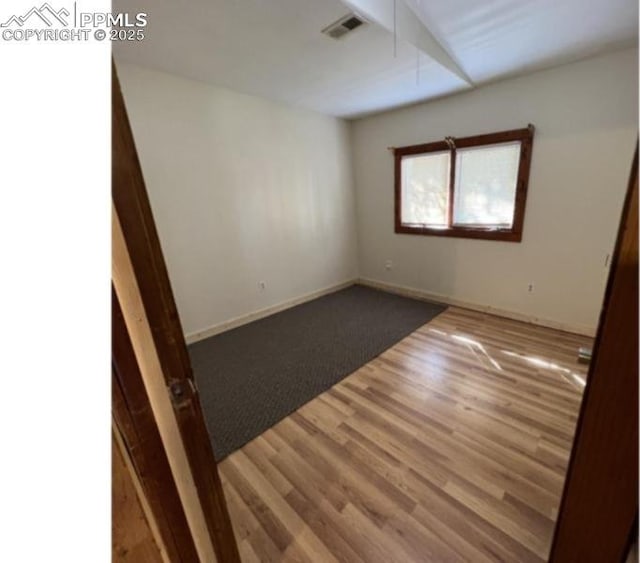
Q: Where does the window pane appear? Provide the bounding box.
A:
[401,151,450,226]
[453,141,521,227]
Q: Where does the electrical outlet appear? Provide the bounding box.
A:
[385,260,393,271]
[259,281,266,291]
[527,283,534,293]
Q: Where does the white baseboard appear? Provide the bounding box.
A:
[185,276,596,343]
[358,277,597,337]
[185,279,358,344]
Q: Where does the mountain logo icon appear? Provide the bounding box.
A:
[1,3,70,28]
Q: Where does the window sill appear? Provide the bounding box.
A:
[395,224,522,242]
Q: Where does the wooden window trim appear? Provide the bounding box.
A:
[394,125,535,242]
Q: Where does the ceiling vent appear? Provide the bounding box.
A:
[322,13,367,40]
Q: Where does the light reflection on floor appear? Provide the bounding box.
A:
[426,325,588,391]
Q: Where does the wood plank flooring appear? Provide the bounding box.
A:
[112,432,163,562]
[218,307,592,562]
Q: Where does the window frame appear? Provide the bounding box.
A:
[394,125,535,242]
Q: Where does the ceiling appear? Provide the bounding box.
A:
[113,0,637,119]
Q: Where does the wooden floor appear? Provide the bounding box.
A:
[112,432,162,562]
[218,307,592,562]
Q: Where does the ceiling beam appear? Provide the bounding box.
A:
[340,0,473,85]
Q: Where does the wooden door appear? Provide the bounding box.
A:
[112,286,199,562]
[112,61,241,563]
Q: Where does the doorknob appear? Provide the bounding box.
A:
[168,379,197,410]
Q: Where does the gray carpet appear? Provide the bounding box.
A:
[188,284,446,460]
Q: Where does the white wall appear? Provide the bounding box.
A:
[117,63,359,338]
[351,48,638,334]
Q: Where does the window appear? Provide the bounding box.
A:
[394,126,534,242]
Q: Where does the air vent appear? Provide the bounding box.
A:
[322,13,367,40]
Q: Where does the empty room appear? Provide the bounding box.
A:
[111,0,639,561]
